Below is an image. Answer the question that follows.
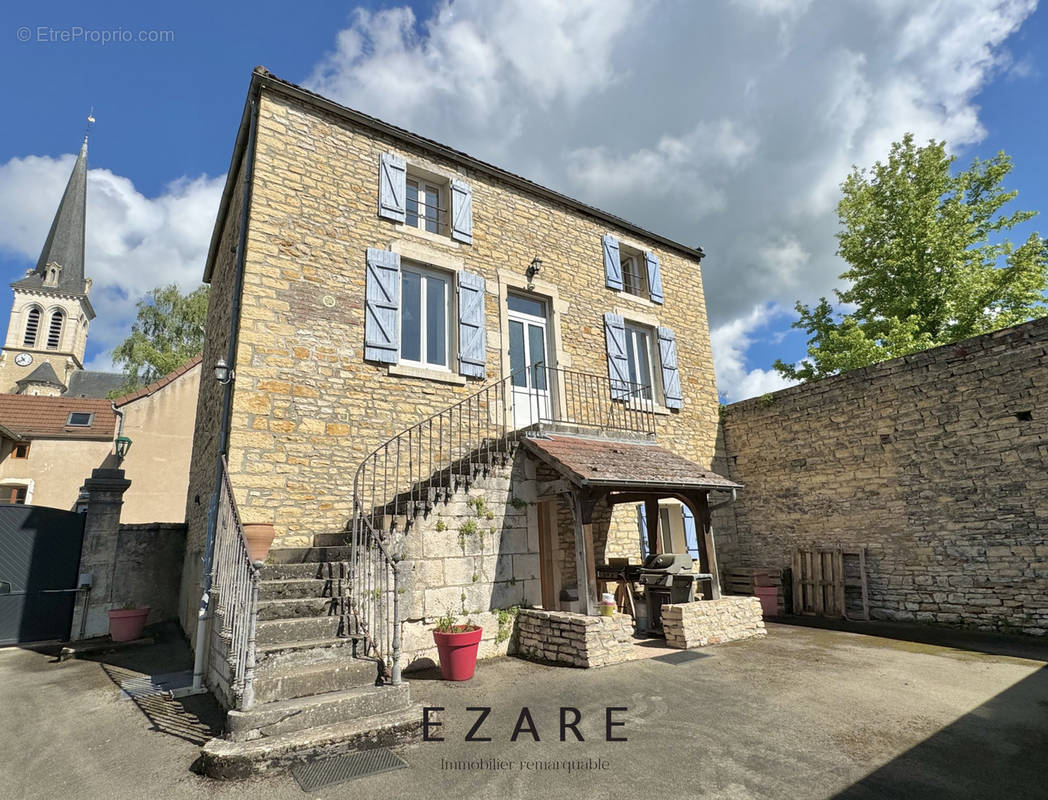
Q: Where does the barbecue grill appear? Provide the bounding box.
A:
[638,553,697,633]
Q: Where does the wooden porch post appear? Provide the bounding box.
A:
[566,489,599,616]
[644,497,660,555]
[697,491,721,600]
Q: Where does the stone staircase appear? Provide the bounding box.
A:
[200,543,422,780]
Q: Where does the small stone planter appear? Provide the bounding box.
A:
[108,607,150,642]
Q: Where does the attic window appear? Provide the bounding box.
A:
[66,412,93,427]
[12,443,30,459]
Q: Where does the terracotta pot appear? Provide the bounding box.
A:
[432,626,483,681]
[242,523,276,562]
[108,607,150,642]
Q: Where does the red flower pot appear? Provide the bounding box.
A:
[432,626,483,681]
[108,607,150,642]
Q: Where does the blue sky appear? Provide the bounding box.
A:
[1,1,1045,399]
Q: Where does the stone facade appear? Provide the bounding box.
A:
[661,597,766,649]
[715,317,1048,635]
[182,73,721,634]
[515,608,635,667]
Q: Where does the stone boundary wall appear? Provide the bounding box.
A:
[515,608,634,667]
[715,317,1048,635]
[661,597,766,649]
[114,523,187,626]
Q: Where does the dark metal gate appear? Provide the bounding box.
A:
[0,504,85,645]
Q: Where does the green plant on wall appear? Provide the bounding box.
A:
[495,606,519,644]
[509,496,528,509]
[435,519,447,532]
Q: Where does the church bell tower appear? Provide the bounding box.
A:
[0,133,95,395]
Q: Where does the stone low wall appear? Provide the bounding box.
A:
[516,609,634,668]
[661,597,766,649]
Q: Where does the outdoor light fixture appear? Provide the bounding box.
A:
[527,257,543,280]
[114,435,133,464]
[214,358,235,385]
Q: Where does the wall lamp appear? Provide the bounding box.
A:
[214,358,235,385]
[114,435,133,464]
[526,257,543,282]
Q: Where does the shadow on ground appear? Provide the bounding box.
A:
[73,623,225,746]
[835,665,1048,799]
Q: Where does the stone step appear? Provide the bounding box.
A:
[255,636,363,668]
[267,546,354,564]
[258,562,348,581]
[258,577,340,600]
[253,657,380,704]
[257,616,351,646]
[256,597,343,620]
[200,706,423,780]
[226,683,412,741]
[312,532,352,547]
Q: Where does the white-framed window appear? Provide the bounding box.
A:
[23,307,41,347]
[624,321,658,401]
[621,251,648,298]
[405,177,445,234]
[399,263,452,369]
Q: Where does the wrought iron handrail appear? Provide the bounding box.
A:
[349,364,656,682]
[211,456,261,710]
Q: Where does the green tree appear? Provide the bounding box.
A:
[775,134,1048,381]
[111,283,209,392]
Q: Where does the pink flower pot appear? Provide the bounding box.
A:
[754,587,779,617]
[242,523,276,562]
[433,626,483,681]
[108,607,150,642]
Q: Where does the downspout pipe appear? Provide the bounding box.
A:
[185,93,259,696]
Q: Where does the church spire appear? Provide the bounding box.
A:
[14,131,89,297]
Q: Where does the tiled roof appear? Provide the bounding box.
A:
[522,435,741,491]
[64,370,126,398]
[16,361,65,389]
[0,394,115,440]
[112,355,201,407]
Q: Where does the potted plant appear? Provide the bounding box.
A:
[108,602,150,642]
[432,611,483,681]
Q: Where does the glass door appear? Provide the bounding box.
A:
[507,294,550,429]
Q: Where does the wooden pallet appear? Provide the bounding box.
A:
[722,567,789,615]
[791,547,868,620]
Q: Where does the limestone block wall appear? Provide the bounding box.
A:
[396,450,538,670]
[516,608,634,667]
[209,85,720,553]
[716,318,1048,635]
[661,597,766,649]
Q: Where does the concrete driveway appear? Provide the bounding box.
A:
[3,622,1046,799]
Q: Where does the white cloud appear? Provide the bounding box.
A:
[0,153,222,369]
[302,0,1036,400]
[711,305,800,402]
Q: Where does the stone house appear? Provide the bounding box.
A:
[189,68,759,775]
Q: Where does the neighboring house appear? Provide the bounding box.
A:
[187,70,744,760]
[0,395,116,507]
[0,133,200,522]
[112,357,202,523]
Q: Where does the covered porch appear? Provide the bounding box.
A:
[512,432,762,664]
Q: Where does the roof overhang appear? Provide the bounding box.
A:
[521,434,741,493]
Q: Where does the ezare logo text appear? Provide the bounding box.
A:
[422,705,629,742]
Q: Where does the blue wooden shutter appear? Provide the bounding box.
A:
[378,153,406,223]
[645,251,664,304]
[603,234,622,290]
[457,270,486,377]
[364,248,400,363]
[450,179,473,244]
[604,312,630,400]
[657,326,682,409]
[682,505,698,557]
